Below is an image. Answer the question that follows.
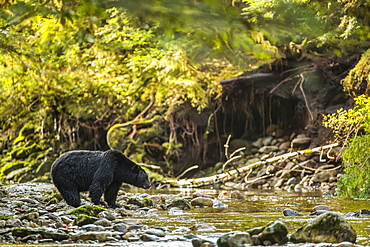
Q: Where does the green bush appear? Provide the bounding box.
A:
[323,95,370,198]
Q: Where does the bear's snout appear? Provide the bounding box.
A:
[142,180,151,189]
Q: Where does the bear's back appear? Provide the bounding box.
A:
[51,150,106,191]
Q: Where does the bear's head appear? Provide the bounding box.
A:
[131,165,151,189]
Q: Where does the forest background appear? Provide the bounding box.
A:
[1,0,370,198]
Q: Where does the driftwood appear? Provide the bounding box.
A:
[166,143,339,188]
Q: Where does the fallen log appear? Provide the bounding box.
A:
[166,143,339,188]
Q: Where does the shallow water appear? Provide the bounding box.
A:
[3,187,370,246]
[137,188,370,246]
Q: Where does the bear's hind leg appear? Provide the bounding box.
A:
[59,188,81,207]
[104,182,121,208]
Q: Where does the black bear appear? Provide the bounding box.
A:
[50,149,151,208]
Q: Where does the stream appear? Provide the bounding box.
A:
[2,186,370,247]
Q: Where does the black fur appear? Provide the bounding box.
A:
[50,150,151,208]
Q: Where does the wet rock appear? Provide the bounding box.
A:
[191,197,213,207]
[217,231,252,247]
[258,220,288,245]
[167,199,192,210]
[230,191,246,200]
[113,223,128,233]
[290,212,356,243]
[312,205,331,212]
[283,208,302,216]
[355,209,370,216]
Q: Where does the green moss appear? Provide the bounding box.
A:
[66,205,106,217]
[144,198,153,207]
[0,215,12,220]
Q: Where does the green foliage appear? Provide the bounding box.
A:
[0,5,229,181]
[342,49,370,96]
[323,95,370,198]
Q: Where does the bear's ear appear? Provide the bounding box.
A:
[131,165,140,173]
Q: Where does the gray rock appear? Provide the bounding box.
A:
[78,231,112,241]
[140,233,159,241]
[81,224,106,231]
[113,223,127,233]
[290,212,357,243]
[258,220,288,245]
[60,216,74,225]
[94,218,112,227]
[291,137,311,148]
[6,218,22,227]
[145,228,166,237]
[283,208,302,216]
[98,211,115,221]
[12,227,69,241]
[217,231,252,247]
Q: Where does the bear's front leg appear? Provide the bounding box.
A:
[89,182,108,206]
[104,181,122,208]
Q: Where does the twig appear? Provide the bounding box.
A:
[245,174,274,184]
[176,165,199,179]
[224,135,232,159]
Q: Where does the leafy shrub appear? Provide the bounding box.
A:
[323,95,370,198]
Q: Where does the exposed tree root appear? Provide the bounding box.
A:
[166,143,339,188]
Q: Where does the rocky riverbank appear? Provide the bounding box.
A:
[0,182,364,246]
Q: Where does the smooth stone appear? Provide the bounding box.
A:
[81,224,106,231]
[140,233,159,241]
[145,228,166,237]
[78,231,112,242]
[283,208,302,216]
[190,197,213,207]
